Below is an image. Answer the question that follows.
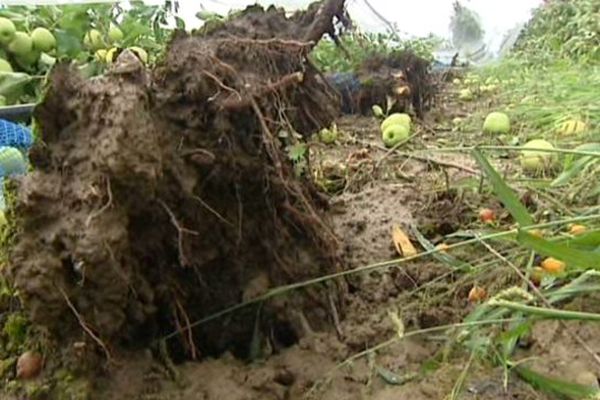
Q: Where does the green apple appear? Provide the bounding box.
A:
[382,124,409,148]
[84,29,104,50]
[458,88,473,101]
[381,113,411,132]
[15,50,40,68]
[520,139,558,173]
[0,58,12,72]
[128,46,148,63]
[483,112,510,134]
[8,32,33,57]
[0,18,16,45]
[371,105,384,118]
[0,95,6,106]
[319,127,337,144]
[31,27,56,52]
[108,24,123,43]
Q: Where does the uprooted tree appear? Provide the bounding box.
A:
[7,0,351,364]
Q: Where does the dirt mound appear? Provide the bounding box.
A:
[358,51,436,117]
[7,0,351,364]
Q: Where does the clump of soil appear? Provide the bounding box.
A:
[358,51,437,117]
[7,0,352,364]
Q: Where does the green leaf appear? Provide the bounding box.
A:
[411,227,471,270]
[552,143,600,187]
[472,149,534,227]
[514,365,600,400]
[566,230,600,252]
[517,230,600,269]
[287,143,307,162]
[0,72,33,103]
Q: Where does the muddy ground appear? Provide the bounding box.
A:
[86,79,600,400]
[2,2,600,399]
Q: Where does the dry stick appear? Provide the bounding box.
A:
[362,0,400,40]
[363,139,480,175]
[86,176,113,227]
[477,237,600,368]
[58,286,113,363]
[159,200,199,267]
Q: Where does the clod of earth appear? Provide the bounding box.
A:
[8,0,350,362]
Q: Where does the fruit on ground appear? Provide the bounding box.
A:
[381,113,411,132]
[483,112,510,134]
[31,27,56,52]
[8,32,33,57]
[372,105,384,118]
[458,88,473,101]
[540,257,565,274]
[0,17,16,45]
[478,208,495,223]
[519,139,557,173]
[468,286,487,303]
[382,124,409,148]
[558,119,587,136]
[569,224,587,236]
[319,127,337,144]
[16,351,43,380]
[108,24,124,43]
[95,49,108,62]
[0,58,12,72]
[84,29,104,50]
[128,46,148,63]
[435,243,450,252]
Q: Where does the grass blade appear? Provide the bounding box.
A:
[472,149,534,227]
[490,300,600,321]
[517,231,600,269]
[514,365,600,400]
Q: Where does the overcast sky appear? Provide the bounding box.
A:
[186,0,543,40]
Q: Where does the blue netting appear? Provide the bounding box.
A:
[0,119,33,211]
[0,119,34,149]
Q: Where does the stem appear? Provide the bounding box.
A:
[489,300,600,321]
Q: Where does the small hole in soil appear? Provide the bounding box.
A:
[272,319,299,348]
